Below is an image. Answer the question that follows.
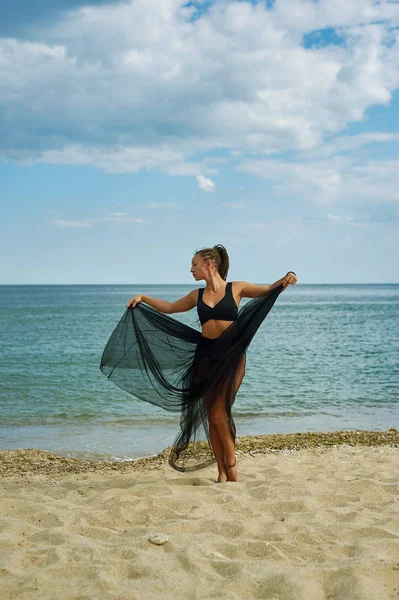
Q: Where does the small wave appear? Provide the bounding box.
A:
[0,415,179,427]
[233,410,318,418]
[58,450,160,463]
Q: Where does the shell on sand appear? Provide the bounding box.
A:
[148,534,169,546]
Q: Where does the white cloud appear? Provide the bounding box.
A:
[203,157,228,165]
[238,156,399,204]
[53,219,93,228]
[238,158,342,202]
[28,144,199,174]
[272,0,399,31]
[0,0,398,174]
[303,132,399,158]
[53,213,147,228]
[96,215,147,224]
[196,174,215,192]
[14,144,217,181]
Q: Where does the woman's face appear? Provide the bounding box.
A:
[190,254,209,280]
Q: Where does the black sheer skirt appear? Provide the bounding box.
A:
[99,284,284,471]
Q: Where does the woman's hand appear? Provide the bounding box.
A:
[126,295,142,309]
[281,272,297,290]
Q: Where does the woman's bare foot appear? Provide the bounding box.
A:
[225,458,238,482]
[217,469,227,483]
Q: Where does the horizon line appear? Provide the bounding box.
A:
[0,282,398,286]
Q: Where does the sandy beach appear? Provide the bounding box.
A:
[1,430,398,600]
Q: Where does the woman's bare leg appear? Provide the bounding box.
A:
[210,422,228,482]
[208,398,237,481]
[207,356,246,483]
[204,391,227,481]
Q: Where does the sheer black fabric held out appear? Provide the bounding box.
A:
[99,284,284,472]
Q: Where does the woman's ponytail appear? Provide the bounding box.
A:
[213,244,229,280]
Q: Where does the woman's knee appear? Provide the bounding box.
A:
[207,409,228,427]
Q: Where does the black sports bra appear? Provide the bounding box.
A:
[197,282,238,326]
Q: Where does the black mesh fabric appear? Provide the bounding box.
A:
[99,283,284,471]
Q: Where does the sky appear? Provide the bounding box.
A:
[1,0,399,285]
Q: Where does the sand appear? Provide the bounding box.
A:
[0,431,398,600]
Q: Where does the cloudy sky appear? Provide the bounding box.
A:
[1,0,399,284]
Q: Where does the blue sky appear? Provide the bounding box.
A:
[1,0,399,284]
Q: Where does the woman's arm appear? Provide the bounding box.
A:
[237,272,297,299]
[126,289,198,314]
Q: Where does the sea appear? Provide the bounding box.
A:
[0,284,398,462]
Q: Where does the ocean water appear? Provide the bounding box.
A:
[0,284,398,461]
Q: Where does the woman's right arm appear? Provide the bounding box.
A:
[237,272,297,299]
[126,289,198,314]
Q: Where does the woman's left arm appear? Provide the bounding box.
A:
[237,272,297,299]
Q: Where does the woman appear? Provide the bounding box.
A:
[100,245,297,482]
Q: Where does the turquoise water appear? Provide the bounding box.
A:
[0,284,398,460]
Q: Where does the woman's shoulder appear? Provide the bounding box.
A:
[230,280,246,291]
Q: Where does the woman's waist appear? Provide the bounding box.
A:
[201,319,235,340]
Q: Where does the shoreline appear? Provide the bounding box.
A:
[1,427,397,477]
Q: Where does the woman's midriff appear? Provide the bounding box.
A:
[201,319,235,340]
